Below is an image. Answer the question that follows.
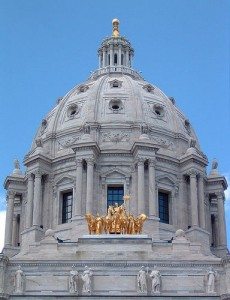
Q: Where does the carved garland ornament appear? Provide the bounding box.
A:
[102,131,130,143]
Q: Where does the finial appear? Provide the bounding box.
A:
[13,159,22,175]
[210,158,219,176]
[112,18,120,37]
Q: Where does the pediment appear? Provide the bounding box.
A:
[55,175,75,185]
[156,175,176,186]
[101,167,130,179]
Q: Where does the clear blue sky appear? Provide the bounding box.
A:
[0,0,229,246]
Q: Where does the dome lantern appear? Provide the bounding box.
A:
[97,19,134,71]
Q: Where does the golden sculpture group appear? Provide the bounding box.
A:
[85,202,147,235]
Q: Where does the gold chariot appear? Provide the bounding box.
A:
[85,202,147,235]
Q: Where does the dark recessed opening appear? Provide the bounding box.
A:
[155,110,161,115]
[112,105,119,110]
[70,110,76,116]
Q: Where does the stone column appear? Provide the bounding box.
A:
[12,214,17,247]
[125,48,129,67]
[177,175,186,229]
[102,48,106,67]
[189,169,199,226]
[217,192,227,247]
[4,190,15,246]
[198,174,206,229]
[137,157,145,214]
[26,173,34,229]
[148,158,157,217]
[118,45,121,65]
[74,159,83,216]
[86,157,94,213]
[109,45,113,66]
[33,170,42,227]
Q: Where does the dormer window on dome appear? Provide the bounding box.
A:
[109,79,122,88]
[143,84,155,93]
[77,85,89,94]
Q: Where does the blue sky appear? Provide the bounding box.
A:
[0,0,229,249]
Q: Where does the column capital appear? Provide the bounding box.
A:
[7,190,16,198]
[34,169,42,178]
[216,191,224,199]
[148,158,156,167]
[86,156,95,166]
[136,156,145,165]
[187,168,198,177]
[27,173,34,181]
[76,158,83,167]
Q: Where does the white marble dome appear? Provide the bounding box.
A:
[30,65,202,161]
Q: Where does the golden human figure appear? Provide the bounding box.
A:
[112,18,120,37]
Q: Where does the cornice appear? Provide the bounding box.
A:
[8,260,222,269]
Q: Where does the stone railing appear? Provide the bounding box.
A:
[89,66,143,80]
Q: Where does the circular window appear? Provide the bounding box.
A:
[67,104,79,118]
[153,104,164,117]
[109,99,123,113]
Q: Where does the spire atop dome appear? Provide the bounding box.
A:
[112,18,120,37]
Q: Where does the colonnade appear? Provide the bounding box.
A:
[99,45,131,68]
[4,159,227,249]
[75,157,95,215]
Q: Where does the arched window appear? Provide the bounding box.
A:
[114,53,117,64]
[108,54,110,65]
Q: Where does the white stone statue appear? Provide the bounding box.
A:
[81,266,93,294]
[69,265,78,294]
[150,266,161,294]
[14,266,24,294]
[137,266,147,293]
[204,267,217,293]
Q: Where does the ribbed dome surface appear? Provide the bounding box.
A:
[30,70,200,160]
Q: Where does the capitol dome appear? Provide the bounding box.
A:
[4,19,227,256]
[2,19,229,299]
[30,22,202,161]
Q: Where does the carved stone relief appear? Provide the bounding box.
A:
[57,135,81,150]
[101,131,130,143]
[149,134,175,150]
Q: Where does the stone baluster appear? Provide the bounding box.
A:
[32,170,42,227]
[74,159,83,216]
[4,190,15,246]
[197,173,206,229]
[148,158,157,217]
[137,157,145,214]
[86,157,95,213]
[26,173,34,229]
[188,169,199,226]
[217,192,227,247]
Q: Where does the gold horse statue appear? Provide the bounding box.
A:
[85,203,147,235]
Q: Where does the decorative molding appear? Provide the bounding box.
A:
[149,135,175,150]
[101,131,130,143]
